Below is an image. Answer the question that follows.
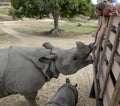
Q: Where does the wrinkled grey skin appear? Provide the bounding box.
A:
[0,41,93,106]
[46,78,78,106]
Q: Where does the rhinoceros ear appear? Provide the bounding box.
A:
[43,42,55,49]
[39,54,57,63]
[76,41,85,49]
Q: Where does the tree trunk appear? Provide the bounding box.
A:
[50,10,64,36]
[52,10,59,29]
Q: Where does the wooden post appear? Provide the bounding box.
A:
[109,73,120,106]
[94,36,103,69]
[96,16,114,79]
[99,21,120,99]
[92,64,99,106]
[94,18,104,68]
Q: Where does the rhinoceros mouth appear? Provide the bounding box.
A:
[85,45,93,63]
[86,55,93,63]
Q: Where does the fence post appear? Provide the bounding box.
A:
[99,21,120,99]
[96,16,114,79]
[109,73,120,106]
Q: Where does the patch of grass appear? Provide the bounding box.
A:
[0,7,10,15]
[0,32,7,36]
[13,21,97,34]
[14,26,53,33]
[0,29,7,36]
[59,22,97,33]
[0,6,13,21]
[0,14,12,21]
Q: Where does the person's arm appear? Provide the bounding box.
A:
[93,17,107,51]
[92,17,102,38]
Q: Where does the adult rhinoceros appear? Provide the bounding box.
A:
[0,41,93,106]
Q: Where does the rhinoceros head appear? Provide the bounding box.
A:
[41,41,93,75]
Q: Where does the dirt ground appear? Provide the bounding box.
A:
[0,20,96,106]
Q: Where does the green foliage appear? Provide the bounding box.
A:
[89,4,97,19]
[10,0,94,31]
[10,0,49,19]
[10,0,93,19]
[60,0,79,18]
[78,0,93,16]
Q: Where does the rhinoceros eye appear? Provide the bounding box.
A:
[73,56,77,61]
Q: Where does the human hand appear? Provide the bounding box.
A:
[111,4,120,16]
[92,41,99,52]
[92,45,97,53]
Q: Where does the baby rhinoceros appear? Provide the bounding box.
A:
[46,78,78,106]
[0,41,93,106]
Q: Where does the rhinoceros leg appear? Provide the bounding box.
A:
[23,91,39,106]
